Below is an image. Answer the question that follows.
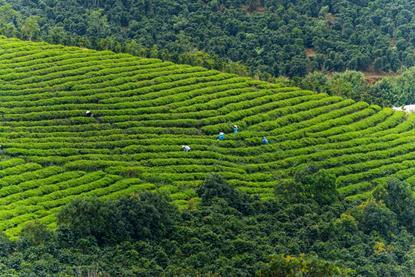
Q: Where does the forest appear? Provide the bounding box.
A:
[3,170,415,276]
[3,0,413,77]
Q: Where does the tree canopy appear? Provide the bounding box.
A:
[1,0,415,78]
[0,172,414,275]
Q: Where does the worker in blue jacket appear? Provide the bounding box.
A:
[232,125,238,134]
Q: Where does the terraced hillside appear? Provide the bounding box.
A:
[0,37,414,237]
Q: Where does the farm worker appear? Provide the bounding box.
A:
[217,131,225,140]
[261,136,269,145]
[85,110,93,117]
[232,125,238,134]
[182,145,191,152]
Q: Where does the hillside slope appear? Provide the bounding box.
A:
[0,37,414,237]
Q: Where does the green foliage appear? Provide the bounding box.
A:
[299,66,415,106]
[197,173,234,204]
[358,200,398,237]
[277,166,338,205]
[0,37,411,239]
[197,173,255,214]
[2,0,415,78]
[374,178,415,232]
[328,71,368,101]
[0,3,411,275]
[298,71,329,93]
[20,16,40,41]
[258,254,348,277]
[18,221,50,246]
[369,67,415,105]
[57,193,177,245]
[0,180,412,275]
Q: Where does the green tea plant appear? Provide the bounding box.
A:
[0,37,414,236]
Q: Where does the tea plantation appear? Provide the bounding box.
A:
[0,37,414,238]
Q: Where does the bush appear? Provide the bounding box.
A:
[197,173,255,215]
[57,193,177,245]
